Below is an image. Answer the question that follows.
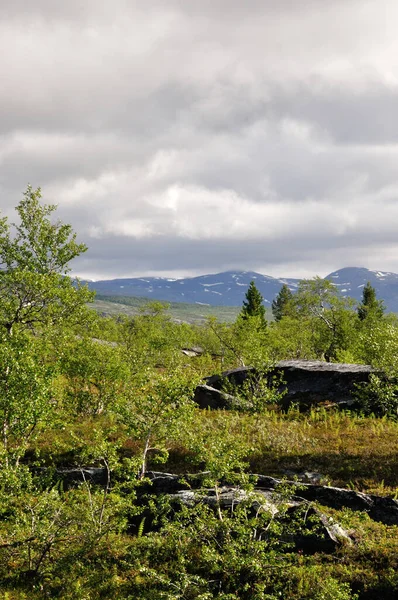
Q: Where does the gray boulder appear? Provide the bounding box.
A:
[181,346,204,357]
[142,472,398,527]
[193,384,242,410]
[255,475,398,525]
[166,485,353,552]
[195,360,377,410]
[55,467,109,489]
[276,360,377,408]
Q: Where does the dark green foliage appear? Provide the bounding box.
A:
[272,283,294,321]
[357,282,385,321]
[354,374,398,416]
[240,280,267,327]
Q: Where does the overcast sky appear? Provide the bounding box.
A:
[1,0,398,280]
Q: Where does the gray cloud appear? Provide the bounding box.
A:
[1,0,398,280]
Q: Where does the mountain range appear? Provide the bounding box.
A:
[85,267,398,312]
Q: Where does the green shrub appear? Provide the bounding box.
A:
[314,578,358,600]
[355,374,398,417]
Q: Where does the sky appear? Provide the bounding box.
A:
[1,0,398,281]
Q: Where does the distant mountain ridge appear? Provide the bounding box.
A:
[84,267,398,312]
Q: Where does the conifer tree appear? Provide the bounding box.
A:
[240,280,266,327]
[272,284,294,321]
[357,281,385,321]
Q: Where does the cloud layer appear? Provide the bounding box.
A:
[1,0,398,279]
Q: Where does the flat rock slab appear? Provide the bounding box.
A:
[140,477,353,552]
[54,468,109,489]
[195,360,378,410]
[277,360,374,373]
[276,360,376,406]
[51,469,398,526]
[142,472,398,526]
[255,475,398,526]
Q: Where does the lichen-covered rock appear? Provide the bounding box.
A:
[195,360,377,410]
[141,472,398,527]
[275,360,377,408]
[161,484,353,552]
[254,475,398,525]
[55,467,109,489]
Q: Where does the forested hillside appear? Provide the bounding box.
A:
[0,190,397,599]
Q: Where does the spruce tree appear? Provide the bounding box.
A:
[272,284,294,321]
[357,281,385,321]
[240,280,266,326]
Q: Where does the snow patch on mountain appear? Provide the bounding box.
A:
[199,282,223,287]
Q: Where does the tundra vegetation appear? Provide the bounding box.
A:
[0,189,397,599]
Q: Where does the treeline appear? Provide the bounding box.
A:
[0,188,397,599]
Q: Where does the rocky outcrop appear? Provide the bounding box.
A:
[142,472,398,526]
[254,475,398,526]
[135,472,354,552]
[181,346,204,357]
[53,467,109,489]
[193,384,243,410]
[194,360,377,410]
[50,468,398,527]
[275,360,377,408]
[284,504,353,553]
[205,366,255,389]
[167,488,353,552]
